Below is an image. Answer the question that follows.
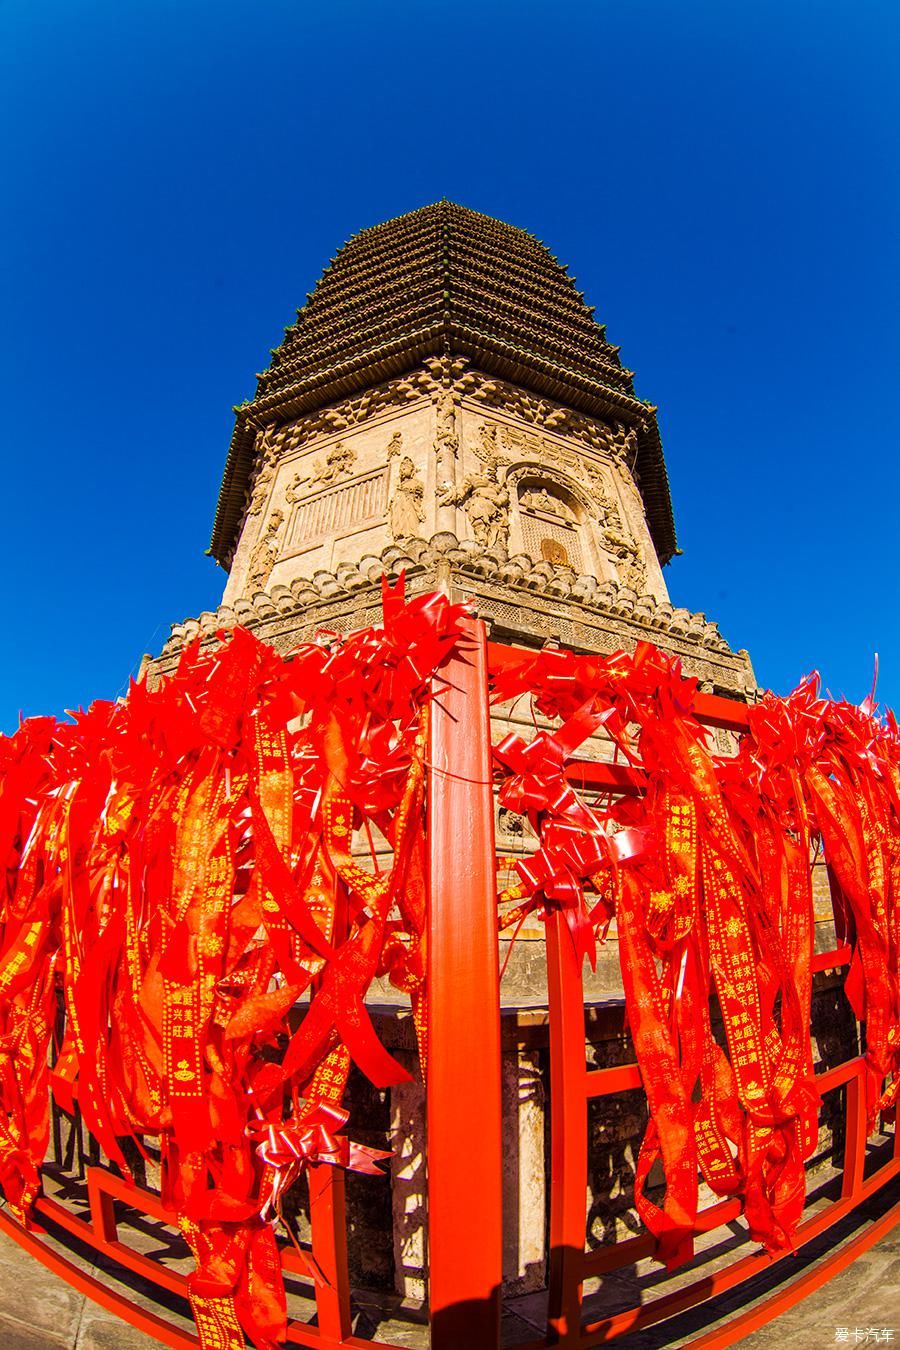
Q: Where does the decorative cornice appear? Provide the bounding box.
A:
[156,533,755,697]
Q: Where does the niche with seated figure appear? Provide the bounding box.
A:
[516,478,584,571]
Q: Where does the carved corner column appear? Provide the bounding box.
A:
[434,378,460,535]
[221,422,277,605]
[611,433,670,603]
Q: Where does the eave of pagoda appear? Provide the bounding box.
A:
[209,202,678,569]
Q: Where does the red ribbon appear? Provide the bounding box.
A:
[250,1102,392,1223]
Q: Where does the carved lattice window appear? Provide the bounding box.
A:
[517,480,583,570]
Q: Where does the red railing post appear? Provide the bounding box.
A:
[427,617,503,1349]
[546,910,588,1345]
[308,1165,353,1340]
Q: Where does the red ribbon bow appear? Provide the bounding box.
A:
[250,1103,392,1223]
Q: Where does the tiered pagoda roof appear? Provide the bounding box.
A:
[211,201,677,565]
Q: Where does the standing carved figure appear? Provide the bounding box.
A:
[245,509,284,594]
[603,525,646,593]
[388,457,425,540]
[441,467,510,550]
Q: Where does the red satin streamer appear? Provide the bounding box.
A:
[0,579,468,1349]
[1,598,899,1339]
[493,642,900,1264]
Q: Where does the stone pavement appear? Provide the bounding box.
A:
[0,1181,899,1349]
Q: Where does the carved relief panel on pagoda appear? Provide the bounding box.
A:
[449,387,670,604]
[193,203,755,700]
[223,396,436,604]
[222,362,671,608]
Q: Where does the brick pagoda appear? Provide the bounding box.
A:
[154,200,755,700]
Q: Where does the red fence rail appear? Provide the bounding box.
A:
[486,638,900,1348]
[0,623,896,1347]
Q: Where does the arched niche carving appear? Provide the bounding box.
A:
[506,463,610,577]
[506,463,593,516]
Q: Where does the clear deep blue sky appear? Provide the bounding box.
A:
[2,0,898,733]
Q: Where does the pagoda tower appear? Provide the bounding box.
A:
[157,201,755,698]
[148,203,761,1297]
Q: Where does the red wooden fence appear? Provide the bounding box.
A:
[0,619,896,1347]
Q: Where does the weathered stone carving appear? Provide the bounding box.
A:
[458,371,632,460]
[245,509,284,593]
[476,422,512,470]
[433,380,460,531]
[245,427,278,518]
[284,439,359,506]
[311,439,356,485]
[441,468,510,550]
[435,385,459,462]
[498,806,527,839]
[581,467,648,593]
[437,423,509,548]
[289,472,389,546]
[260,375,429,462]
[160,530,754,698]
[519,487,575,520]
[603,525,646,594]
[388,457,425,540]
[508,461,589,509]
[259,366,637,479]
[284,473,305,506]
[487,423,623,511]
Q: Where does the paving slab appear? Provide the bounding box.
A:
[0,1187,899,1348]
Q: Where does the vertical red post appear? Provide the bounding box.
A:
[546,910,588,1344]
[427,617,503,1349]
[309,1165,353,1340]
[87,1167,119,1245]
[841,1064,867,1200]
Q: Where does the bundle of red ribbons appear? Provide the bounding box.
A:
[0,584,897,1346]
[0,580,467,1348]
[493,642,900,1268]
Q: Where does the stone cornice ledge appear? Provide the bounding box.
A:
[152,534,757,698]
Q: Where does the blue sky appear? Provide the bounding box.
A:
[2,0,898,732]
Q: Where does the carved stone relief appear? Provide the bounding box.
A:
[246,509,284,594]
[506,461,590,511]
[240,361,635,526]
[433,378,461,536]
[440,469,510,550]
[457,370,634,460]
[602,526,646,593]
[485,424,623,522]
[260,373,431,462]
[234,366,653,596]
[441,422,510,549]
[313,440,357,486]
[518,487,576,520]
[287,471,388,548]
[284,439,359,505]
[388,457,425,540]
[475,422,512,471]
[246,427,278,519]
[435,384,460,464]
[515,476,583,569]
[570,464,647,593]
